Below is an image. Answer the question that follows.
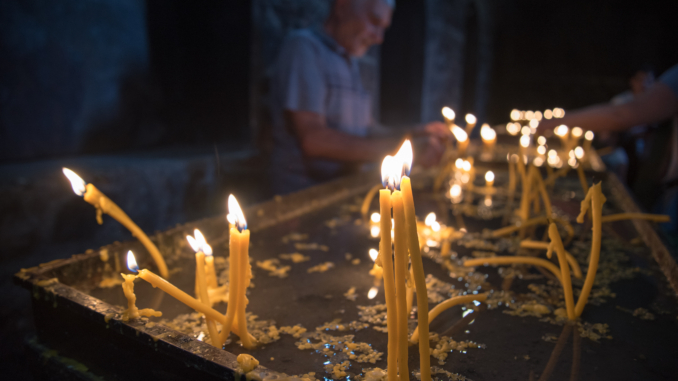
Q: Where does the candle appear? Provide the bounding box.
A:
[121,251,162,322]
[548,223,575,320]
[391,190,410,381]
[126,251,253,340]
[187,231,221,347]
[464,113,477,135]
[395,141,431,381]
[220,195,256,349]
[480,124,497,155]
[378,156,398,381]
[574,183,605,317]
[554,125,569,150]
[510,109,521,121]
[451,126,469,157]
[485,170,495,188]
[63,168,169,279]
[583,131,594,153]
[519,134,531,160]
[442,106,455,127]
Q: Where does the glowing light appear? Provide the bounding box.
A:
[369,248,379,262]
[520,135,531,148]
[371,213,381,223]
[127,251,139,273]
[529,119,539,128]
[569,150,576,159]
[442,107,455,121]
[455,158,464,169]
[370,226,380,238]
[548,149,557,158]
[462,160,472,172]
[544,109,553,119]
[521,126,531,135]
[431,221,441,232]
[572,127,583,138]
[537,145,546,155]
[553,108,565,118]
[574,146,584,159]
[525,111,534,120]
[187,229,212,255]
[519,111,526,120]
[507,122,521,136]
[381,155,402,190]
[452,126,468,143]
[568,157,578,167]
[450,184,462,197]
[483,196,492,207]
[480,125,496,141]
[465,113,476,125]
[460,173,470,183]
[425,212,437,226]
[62,168,86,196]
[228,195,247,231]
[554,125,569,137]
[537,136,546,145]
[368,287,379,299]
[485,171,495,183]
[226,214,235,225]
[395,140,413,176]
[585,131,594,141]
[534,111,543,121]
[533,157,544,167]
[510,109,520,121]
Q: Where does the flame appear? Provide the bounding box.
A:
[548,149,557,158]
[190,229,212,255]
[462,160,472,172]
[369,248,379,261]
[537,145,546,155]
[455,158,464,169]
[533,157,544,167]
[520,135,531,148]
[451,126,468,142]
[544,109,553,119]
[450,184,462,198]
[62,168,86,196]
[510,109,520,121]
[370,212,381,223]
[537,136,546,145]
[187,235,200,252]
[506,122,521,136]
[554,125,569,137]
[525,111,534,120]
[521,126,531,136]
[370,226,380,238]
[568,157,578,167]
[381,155,402,190]
[485,171,495,183]
[574,146,584,159]
[431,221,441,232]
[368,287,379,299]
[226,214,235,225]
[534,111,543,121]
[442,107,455,121]
[529,119,539,128]
[395,140,413,176]
[424,212,436,226]
[127,251,139,272]
[571,127,583,138]
[228,195,247,231]
[484,196,493,207]
[480,125,496,141]
[465,114,476,125]
[585,131,594,141]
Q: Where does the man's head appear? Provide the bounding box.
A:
[325,0,393,57]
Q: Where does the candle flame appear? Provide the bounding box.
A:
[537,136,546,145]
[431,221,441,232]
[525,111,534,120]
[574,146,584,159]
[395,140,413,177]
[529,119,539,128]
[127,251,139,273]
[424,212,436,226]
[520,135,531,148]
[187,229,213,256]
[450,184,462,198]
[484,196,493,207]
[571,126,583,138]
[370,212,381,223]
[533,157,544,167]
[537,145,546,155]
[465,113,476,125]
[544,109,553,119]
[228,195,247,231]
[187,235,200,252]
[554,125,569,137]
[369,248,379,261]
[62,168,86,196]
[442,107,455,121]
[485,171,495,183]
[368,287,379,299]
[380,155,402,190]
[451,126,468,143]
[585,131,594,141]
[521,126,531,135]
[510,109,520,121]
[455,158,464,169]
[226,214,235,225]
[506,122,520,136]
[370,226,380,238]
[534,111,543,121]
[480,124,496,141]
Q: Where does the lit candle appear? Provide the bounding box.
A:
[391,189,410,381]
[120,251,162,322]
[510,109,521,121]
[442,107,456,127]
[480,124,497,156]
[63,168,169,279]
[583,131,594,153]
[519,134,531,161]
[394,141,431,381]
[220,195,256,349]
[554,125,569,150]
[378,156,398,381]
[187,231,221,347]
[464,113,477,135]
[451,126,469,157]
[485,170,495,189]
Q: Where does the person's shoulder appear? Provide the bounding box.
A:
[281,28,323,52]
[659,64,678,98]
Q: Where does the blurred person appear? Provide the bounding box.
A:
[269,0,450,194]
[539,64,678,230]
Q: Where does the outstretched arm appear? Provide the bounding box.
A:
[539,83,678,133]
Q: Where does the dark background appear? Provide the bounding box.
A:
[2,0,678,379]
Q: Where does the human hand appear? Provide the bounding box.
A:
[414,121,452,141]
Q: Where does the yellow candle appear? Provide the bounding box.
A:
[361,184,383,222]
[410,294,488,343]
[63,168,169,279]
[379,189,398,381]
[548,224,575,320]
[392,190,409,381]
[480,124,497,153]
[205,255,218,289]
[465,113,477,135]
[452,126,469,157]
[188,231,221,347]
[236,228,255,349]
[121,272,140,321]
[574,183,606,317]
[442,107,455,127]
[600,213,670,223]
[583,131,594,153]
